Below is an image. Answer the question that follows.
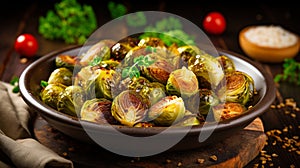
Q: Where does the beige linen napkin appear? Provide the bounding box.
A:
[0,81,74,168]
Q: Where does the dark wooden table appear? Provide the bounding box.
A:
[1,1,299,167]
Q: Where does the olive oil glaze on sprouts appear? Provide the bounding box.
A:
[40,35,257,127]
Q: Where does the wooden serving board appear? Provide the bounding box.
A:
[33,116,266,168]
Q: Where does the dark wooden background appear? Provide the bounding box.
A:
[0,0,299,167]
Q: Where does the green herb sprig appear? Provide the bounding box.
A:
[139,17,195,47]
[40,80,49,88]
[10,76,20,93]
[274,58,300,85]
[107,1,127,19]
[38,0,97,45]
[121,54,155,79]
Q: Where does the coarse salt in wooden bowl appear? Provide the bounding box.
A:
[239,25,300,63]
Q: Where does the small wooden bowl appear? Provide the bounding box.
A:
[239,26,300,63]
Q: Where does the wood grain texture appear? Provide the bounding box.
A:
[34,116,266,168]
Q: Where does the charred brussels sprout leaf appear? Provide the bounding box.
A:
[80,98,118,124]
[55,54,79,70]
[140,53,175,84]
[111,90,148,127]
[148,95,185,126]
[212,102,246,121]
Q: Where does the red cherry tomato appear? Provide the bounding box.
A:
[203,12,226,35]
[14,33,38,57]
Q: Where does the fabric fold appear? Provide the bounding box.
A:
[0,82,74,168]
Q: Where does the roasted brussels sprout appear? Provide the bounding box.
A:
[138,37,167,49]
[166,66,198,98]
[212,102,246,121]
[185,88,219,115]
[94,69,121,100]
[57,85,86,116]
[114,76,166,106]
[110,36,140,61]
[147,95,185,126]
[40,83,66,110]
[111,90,148,127]
[174,110,204,127]
[47,67,73,86]
[55,54,79,70]
[216,55,236,73]
[79,39,115,66]
[188,53,224,89]
[110,42,132,60]
[74,65,101,97]
[80,98,118,125]
[177,45,203,66]
[140,53,176,84]
[98,59,121,70]
[221,71,255,105]
[122,46,153,67]
[139,81,166,106]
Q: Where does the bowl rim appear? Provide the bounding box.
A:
[19,45,276,136]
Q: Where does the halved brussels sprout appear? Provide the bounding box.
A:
[166,66,198,98]
[174,110,203,127]
[212,102,246,121]
[185,88,219,116]
[188,53,224,89]
[147,95,185,126]
[216,55,236,74]
[80,98,118,125]
[140,53,176,84]
[139,81,166,106]
[55,54,79,70]
[79,39,115,66]
[47,67,73,86]
[222,71,255,105]
[114,76,166,106]
[40,83,66,110]
[111,90,148,127]
[122,46,153,67]
[57,85,86,116]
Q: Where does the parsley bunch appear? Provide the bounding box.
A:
[139,17,195,47]
[38,0,97,45]
[274,58,300,85]
[107,1,127,19]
